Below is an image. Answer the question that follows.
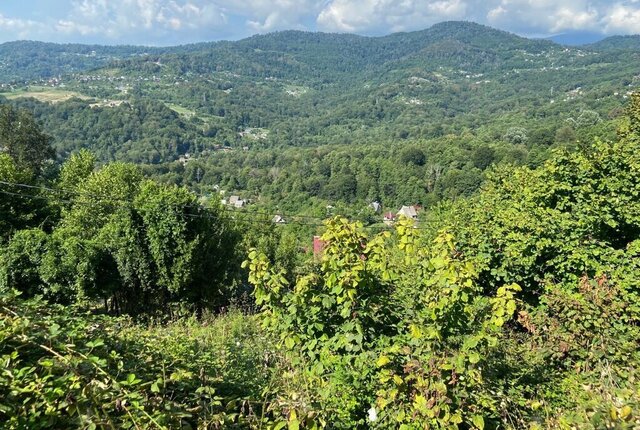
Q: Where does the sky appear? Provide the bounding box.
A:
[0,0,639,46]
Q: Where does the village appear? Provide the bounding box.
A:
[220,191,420,224]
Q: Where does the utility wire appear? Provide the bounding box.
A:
[0,180,439,230]
[0,180,324,221]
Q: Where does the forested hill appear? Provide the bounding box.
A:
[128,21,556,81]
[2,21,636,84]
[2,22,640,426]
[0,41,163,83]
[0,21,638,210]
[0,39,247,83]
[587,35,640,51]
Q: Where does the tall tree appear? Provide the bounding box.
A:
[0,105,54,175]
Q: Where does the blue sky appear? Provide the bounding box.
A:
[1,1,639,46]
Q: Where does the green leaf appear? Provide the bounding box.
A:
[288,410,299,430]
[376,355,391,367]
[284,337,295,349]
[471,415,484,430]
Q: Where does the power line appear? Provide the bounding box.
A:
[0,179,325,221]
[0,191,321,234]
[0,180,439,230]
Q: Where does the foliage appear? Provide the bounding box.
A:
[433,108,640,299]
[502,127,528,145]
[0,291,281,429]
[0,106,58,240]
[0,104,54,175]
[0,155,46,238]
[1,25,640,429]
[2,150,242,316]
[245,218,521,428]
[236,96,640,428]
[2,20,635,211]
[57,149,96,193]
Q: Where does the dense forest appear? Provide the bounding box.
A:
[1,21,637,213]
[1,21,640,429]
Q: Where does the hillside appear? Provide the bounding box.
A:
[1,94,640,429]
[587,35,640,51]
[0,41,165,83]
[0,21,638,209]
[2,18,640,429]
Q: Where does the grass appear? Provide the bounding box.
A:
[0,86,91,103]
[0,293,282,428]
[165,102,196,118]
[165,103,229,124]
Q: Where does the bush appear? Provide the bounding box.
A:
[0,291,279,429]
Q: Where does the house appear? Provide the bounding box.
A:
[397,205,418,220]
[272,215,286,224]
[227,195,246,208]
[369,201,382,213]
[383,212,396,226]
[313,236,325,259]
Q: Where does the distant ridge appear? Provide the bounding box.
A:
[587,35,640,51]
[1,20,636,85]
[546,31,606,46]
[1,19,638,165]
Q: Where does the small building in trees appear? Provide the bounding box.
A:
[383,212,396,226]
[397,205,418,220]
[228,195,246,208]
[272,215,286,224]
[313,236,325,260]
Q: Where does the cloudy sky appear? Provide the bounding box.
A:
[0,0,639,45]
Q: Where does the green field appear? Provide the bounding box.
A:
[165,102,196,118]
[0,86,91,103]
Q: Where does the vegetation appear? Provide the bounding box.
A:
[1,21,636,211]
[0,293,276,428]
[1,22,640,429]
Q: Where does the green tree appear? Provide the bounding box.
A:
[472,145,495,170]
[245,218,521,428]
[503,126,528,145]
[400,146,426,166]
[0,155,39,238]
[57,149,96,192]
[0,228,49,297]
[555,124,576,144]
[0,105,54,175]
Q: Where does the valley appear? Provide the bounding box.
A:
[1,20,640,429]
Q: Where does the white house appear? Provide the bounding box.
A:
[397,205,418,220]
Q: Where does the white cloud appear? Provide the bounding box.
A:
[0,14,46,40]
[215,0,325,32]
[315,0,639,37]
[55,0,228,43]
[604,3,640,34]
[487,5,506,21]
[550,7,599,32]
[0,0,639,45]
[317,0,468,33]
[486,0,597,33]
[485,0,640,35]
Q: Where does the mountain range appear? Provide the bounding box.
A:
[0,21,638,166]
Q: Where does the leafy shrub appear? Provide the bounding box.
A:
[245,218,521,428]
[0,291,279,429]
